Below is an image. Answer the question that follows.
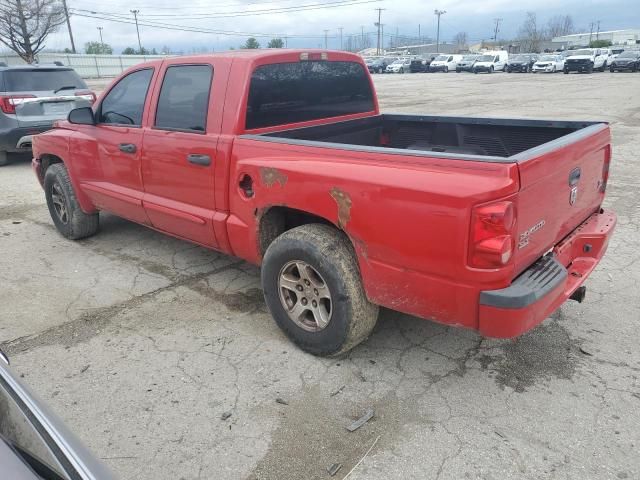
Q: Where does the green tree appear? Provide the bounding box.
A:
[122,47,136,55]
[85,41,113,54]
[267,38,284,48]
[589,39,612,48]
[242,37,260,49]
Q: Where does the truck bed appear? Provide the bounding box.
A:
[245,114,604,162]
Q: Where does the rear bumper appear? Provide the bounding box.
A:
[0,125,52,152]
[478,209,616,338]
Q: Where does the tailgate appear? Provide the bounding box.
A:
[15,95,92,127]
[513,123,610,274]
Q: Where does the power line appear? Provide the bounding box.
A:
[70,11,334,39]
[70,0,383,20]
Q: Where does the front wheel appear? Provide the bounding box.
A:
[262,224,379,356]
[0,151,8,167]
[44,163,99,240]
[600,61,607,72]
[489,66,494,73]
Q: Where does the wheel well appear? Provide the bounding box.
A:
[258,206,334,257]
[39,154,63,179]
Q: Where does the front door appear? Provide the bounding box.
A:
[78,68,155,224]
[140,61,222,248]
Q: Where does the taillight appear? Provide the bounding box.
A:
[0,95,36,114]
[75,90,97,104]
[600,144,611,193]
[469,200,516,268]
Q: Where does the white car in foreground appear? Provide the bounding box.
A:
[532,54,565,73]
[385,58,411,73]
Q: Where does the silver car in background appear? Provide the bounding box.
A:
[0,350,114,479]
[0,64,95,166]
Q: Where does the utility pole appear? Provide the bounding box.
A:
[374,8,385,55]
[61,0,76,53]
[339,27,343,50]
[492,18,502,42]
[596,21,601,40]
[130,10,143,53]
[434,9,446,53]
[284,36,288,48]
[97,27,104,46]
[323,29,329,49]
[418,24,421,44]
[589,21,595,45]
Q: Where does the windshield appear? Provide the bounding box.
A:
[619,51,638,58]
[391,59,405,65]
[2,69,87,92]
[539,55,556,61]
[434,55,448,61]
[477,55,495,62]
[570,49,592,56]
[462,55,477,61]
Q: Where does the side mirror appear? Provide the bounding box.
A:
[68,107,95,125]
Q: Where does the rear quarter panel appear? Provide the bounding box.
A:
[228,138,519,327]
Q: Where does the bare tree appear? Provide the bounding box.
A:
[547,15,574,39]
[518,12,544,52]
[452,31,468,52]
[0,0,66,63]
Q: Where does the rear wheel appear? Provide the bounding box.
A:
[262,224,379,356]
[0,151,8,167]
[44,163,99,240]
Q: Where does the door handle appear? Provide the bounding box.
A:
[119,143,136,154]
[187,154,211,166]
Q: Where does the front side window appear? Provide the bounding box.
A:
[246,61,374,130]
[99,68,153,126]
[155,65,213,132]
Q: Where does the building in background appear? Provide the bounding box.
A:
[553,29,640,47]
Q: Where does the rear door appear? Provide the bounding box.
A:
[141,59,227,248]
[3,68,94,127]
[77,67,155,224]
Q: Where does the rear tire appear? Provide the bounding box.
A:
[44,163,99,240]
[261,224,379,356]
[0,151,8,167]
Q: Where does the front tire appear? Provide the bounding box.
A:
[262,224,379,356]
[444,66,448,73]
[44,163,99,240]
[0,151,8,167]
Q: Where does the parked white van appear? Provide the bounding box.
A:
[473,51,509,73]
[429,54,462,72]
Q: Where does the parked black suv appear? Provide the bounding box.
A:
[506,54,538,72]
[609,51,640,72]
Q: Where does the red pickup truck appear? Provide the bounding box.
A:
[32,50,616,356]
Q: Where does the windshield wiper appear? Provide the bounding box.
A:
[54,85,77,94]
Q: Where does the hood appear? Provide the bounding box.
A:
[475,61,494,66]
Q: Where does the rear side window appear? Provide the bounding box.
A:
[246,61,374,130]
[2,69,87,92]
[99,68,153,126]
[155,65,213,132]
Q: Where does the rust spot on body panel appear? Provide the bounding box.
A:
[260,167,288,188]
[330,187,352,230]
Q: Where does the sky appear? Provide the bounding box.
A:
[32,0,640,54]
